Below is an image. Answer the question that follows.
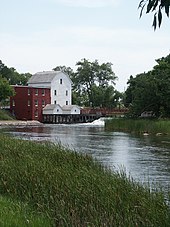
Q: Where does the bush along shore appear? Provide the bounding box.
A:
[0,134,170,226]
[105,118,170,135]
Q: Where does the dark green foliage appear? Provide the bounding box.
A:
[125,53,170,118]
[0,135,170,226]
[0,60,31,85]
[0,75,15,103]
[139,0,170,29]
[72,59,118,107]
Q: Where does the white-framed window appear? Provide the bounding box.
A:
[35,110,38,118]
[54,90,57,96]
[54,100,57,104]
[28,89,30,95]
[35,89,38,95]
[42,89,45,96]
[12,100,15,106]
[28,100,30,106]
[35,100,38,106]
[66,101,68,105]
[42,100,45,107]
[60,79,62,84]
[66,90,68,96]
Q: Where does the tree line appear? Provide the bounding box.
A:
[1,53,170,119]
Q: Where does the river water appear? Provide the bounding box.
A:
[2,119,170,193]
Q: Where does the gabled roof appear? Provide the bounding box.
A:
[43,104,62,110]
[28,71,60,84]
[28,71,72,84]
[43,104,80,111]
[62,105,80,111]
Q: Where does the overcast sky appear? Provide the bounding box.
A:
[1,0,170,91]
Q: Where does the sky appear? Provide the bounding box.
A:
[1,0,170,91]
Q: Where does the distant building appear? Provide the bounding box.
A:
[28,71,72,106]
[10,71,81,122]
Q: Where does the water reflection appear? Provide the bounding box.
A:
[3,124,170,192]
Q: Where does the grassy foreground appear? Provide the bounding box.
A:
[105,118,170,134]
[0,196,51,226]
[0,134,170,226]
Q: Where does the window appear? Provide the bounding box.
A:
[54,90,57,96]
[54,100,57,104]
[57,109,59,112]
[42,100,45,107]
[42,89,45,96]
[28,89,30,95]
[35,100,38,106]
[35,110,38,118]
[60,79,62,84]
[35,89,38,95]
[66,101,68,105]
[12,100,15,106]
[28,100,30,106]
[66,90,68,96]
[75,109,77,112]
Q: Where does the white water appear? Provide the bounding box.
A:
[83,117,106,126]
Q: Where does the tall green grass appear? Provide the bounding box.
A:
[105,118,170,134]
[0,196,51,226]
[0,134,170,226]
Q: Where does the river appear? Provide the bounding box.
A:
[2,118,170,193]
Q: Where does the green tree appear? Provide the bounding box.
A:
[73,59,117,107]
[139,0,170,29]
[0,75,15,104]
[53,65,74,78]
[0,60,32,85]
[0,60,12,82]
[125,53,170,118]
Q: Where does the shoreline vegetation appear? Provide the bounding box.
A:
[0,134,170,226]
[105,118,170,135]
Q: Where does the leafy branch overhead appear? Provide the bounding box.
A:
[139,0,170,29]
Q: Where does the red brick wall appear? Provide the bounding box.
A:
[10,86,51,122]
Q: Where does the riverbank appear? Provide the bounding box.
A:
[0,120,42,126]
[0,134,169,226]
[105,118,170,135]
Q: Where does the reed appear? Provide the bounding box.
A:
[0,134,169,226]
[105,118,170,134]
